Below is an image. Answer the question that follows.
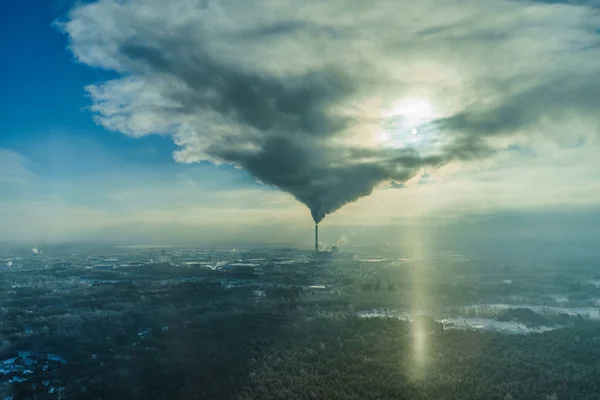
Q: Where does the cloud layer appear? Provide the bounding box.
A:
[60,0,600,222]
[0,149,36,184]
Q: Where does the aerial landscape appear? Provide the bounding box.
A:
[3,0,600,398]
[2,240,600,399]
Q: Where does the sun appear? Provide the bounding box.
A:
[379,98,436,149]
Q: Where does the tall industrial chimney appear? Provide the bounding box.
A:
[315,224,319,253]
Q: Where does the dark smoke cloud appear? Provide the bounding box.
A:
[61,0,600,223]
[211,136,444,223]
[438,77,600,139]
[116,42,438,223]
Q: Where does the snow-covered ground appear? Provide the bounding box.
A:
[1,351,66,394]
[355,304,600,334]
[460,303,600,320]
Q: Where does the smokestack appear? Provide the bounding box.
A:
[315,224,319,253]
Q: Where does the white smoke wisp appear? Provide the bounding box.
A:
[335,236,348,247]
[31,247,39,255]
[6,261,13,267]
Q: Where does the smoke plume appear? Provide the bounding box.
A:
[60,0,600,222]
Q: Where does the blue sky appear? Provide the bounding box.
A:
[2,4,262,199]
[1,1,278,244]
[1,1,212,175]
[1,1,172,173]
[2,0,600,246]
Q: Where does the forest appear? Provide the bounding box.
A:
[2,245,600,399]
[1,278,600,399]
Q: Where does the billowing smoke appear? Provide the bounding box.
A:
[60,0,600,222]
[335,236,348,247]
[31,247,39,255]
[6,261,12,267]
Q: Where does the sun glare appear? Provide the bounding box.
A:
[379,98,436,149]
[386,98,434,123]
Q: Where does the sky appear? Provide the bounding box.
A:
[2,0,600,247]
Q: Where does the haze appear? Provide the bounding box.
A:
[2,0,600,246]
